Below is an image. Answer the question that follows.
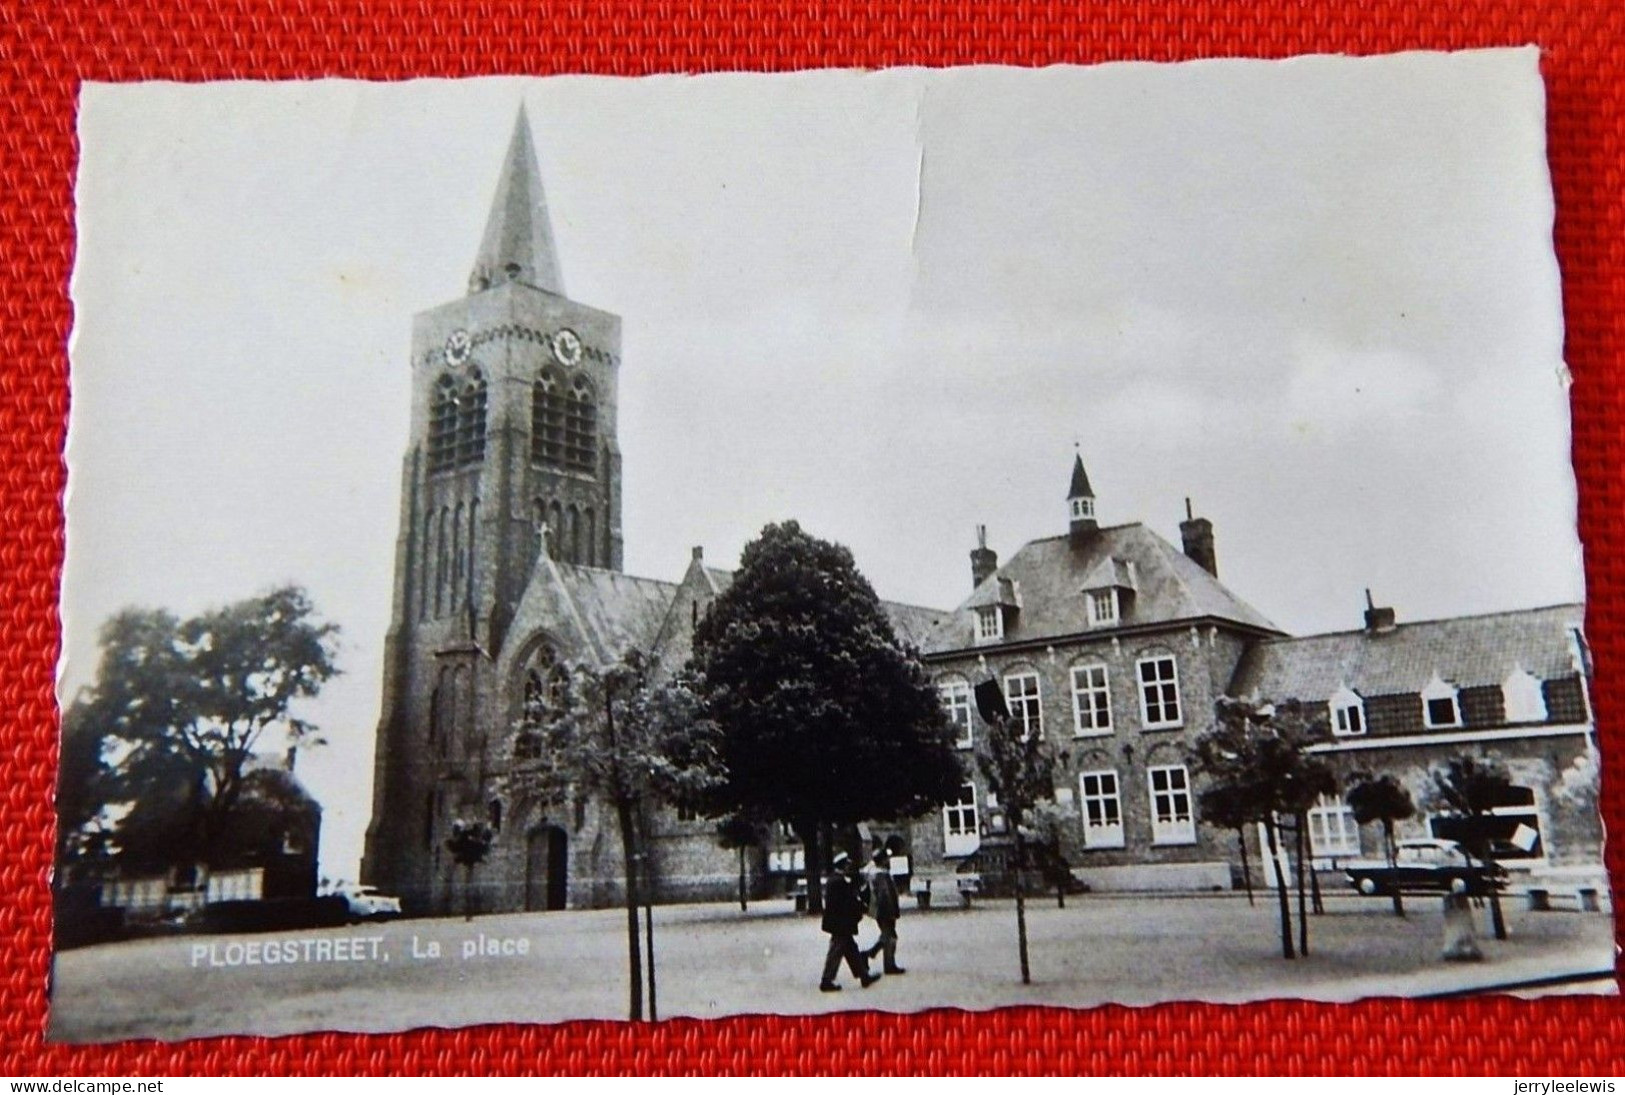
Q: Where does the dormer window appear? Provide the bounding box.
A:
[1330,685,1366,737]
[1421,674,1461,729]
[1087,588,1118,627]
[975,605,1003,642]
[1070,496,1094,521]
[1502,666,1548,723]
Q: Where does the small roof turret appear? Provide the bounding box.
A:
[1067,451,1098,542]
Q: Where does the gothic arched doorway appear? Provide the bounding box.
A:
[525,825,569,911]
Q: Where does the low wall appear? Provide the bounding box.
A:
[1073,860,1232,893]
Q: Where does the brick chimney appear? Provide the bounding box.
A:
[970,525,998,588]
[1179,497,1217,577]
[1363,588,1396,633]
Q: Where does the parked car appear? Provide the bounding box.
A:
[335,885,403,922]
[1343,838,1509,897]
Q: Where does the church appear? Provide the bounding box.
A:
[361,111,1601,916]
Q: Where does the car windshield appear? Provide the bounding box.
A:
[1398,844,1449,865]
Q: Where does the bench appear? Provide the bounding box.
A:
[956,873,982,908]
[1525,886,1603,913]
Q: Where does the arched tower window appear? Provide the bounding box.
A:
[547,500,565,560]
[568,504,581,565]
[455,370,487,467]
[466,499,478,605]
[451,502,464,608]
[435,507,449,617]
[583,508,596,568]
[428,374,459,474]
[564,375,597,474]
[429,371,487,474]
[418,508,434,621]
[532,367,566,467]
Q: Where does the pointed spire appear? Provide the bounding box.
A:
[469,105,564,296]
[1067,452,1094,500]
[1067,450,1098,543]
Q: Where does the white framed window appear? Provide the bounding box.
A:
[1004,670,1043,741]
[1422,674,1461,729]
[1078,769,1125,849]
[1070,664,1112,737]
[943,782,980,857]
[1071,496,1094,520]
[975,605,1003,642]
[939,677,974,749]
[1137,655,1182,728]
[1330,685,1366,737]
[1307,795,1361,858]
[1502,667,1548,724]
[1148,764,1196,844]
[1087,588,1118,627]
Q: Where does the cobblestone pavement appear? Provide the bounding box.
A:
[49,892,1616,1042]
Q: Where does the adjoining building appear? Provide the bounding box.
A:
[361,112,1599,916]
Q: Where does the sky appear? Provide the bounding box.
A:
[65,52,1582,880]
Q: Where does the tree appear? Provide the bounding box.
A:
[688,521,965,914]
[1192,697,1335,959]
[1197,780,1256,906]
[446,819,495,921]
[972,678,1061,984]
[1428,755,1515,940]
[715,815,768,912]
[1345,771,1415,917]
[62,586,340,877]
[502,647,720,1021]
[55,697,119,878]
[1024,800,1077,909]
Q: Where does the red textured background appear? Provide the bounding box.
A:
[3,0,1622,1076]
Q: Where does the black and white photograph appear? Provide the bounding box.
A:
[52,52,1610,1043]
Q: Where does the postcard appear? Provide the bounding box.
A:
[53,51,1609,1042]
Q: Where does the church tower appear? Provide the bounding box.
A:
[362,108,624,911]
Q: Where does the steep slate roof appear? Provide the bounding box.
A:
[928,524,1277,654]
[553,564,678,660]
[557,557,955,670]
[470,106,565,295]
[1228,603,1586,702]
[693,565,953,651]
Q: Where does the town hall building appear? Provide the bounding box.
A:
[362,111,1601,916]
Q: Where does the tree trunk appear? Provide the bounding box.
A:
[802,820,824,916]
[644,898,657,1022]
[737,845,748,912]
[1236,828,1255,906]
[1487,877,1508,940]
[1294,813,1309,957]
[1309,855,1324,916]
[1014,830,1032,985]
[1264,818,1295,959]
[614,794,644,1022]
[464,865,476,922]
[1383,819,1404,917]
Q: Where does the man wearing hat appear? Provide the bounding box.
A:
[819,851,878,992]
[864,848,905,975]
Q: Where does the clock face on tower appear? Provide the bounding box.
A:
[444,328,472,366]
[551,328,583,367]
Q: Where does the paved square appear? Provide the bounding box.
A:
[50,894,1616,1042]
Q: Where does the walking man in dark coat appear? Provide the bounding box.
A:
[864,848,905,974]
[819,851,878,992]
